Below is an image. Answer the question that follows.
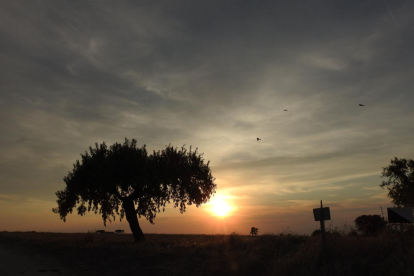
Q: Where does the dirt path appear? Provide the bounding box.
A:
[0,243,78,276]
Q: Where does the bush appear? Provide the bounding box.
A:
[355,215,387,236]
[311,229,341,238]
[228,232,242,246]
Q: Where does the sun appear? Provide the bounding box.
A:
[210,198,231,217]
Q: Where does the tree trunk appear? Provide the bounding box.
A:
[122,198,145,242]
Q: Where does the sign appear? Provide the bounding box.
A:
[313,207,331,221]
[313,200,329,263]
[387,208,413,223]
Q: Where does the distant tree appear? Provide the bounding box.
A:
[380,157,414,207]
[53,138,216,242]
[354,215,387,236]
[250,227,259,236]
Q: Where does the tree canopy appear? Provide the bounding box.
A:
[53,138,216,242]
[354,215,387,236]
[380,157,414,207]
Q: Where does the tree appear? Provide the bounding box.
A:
[354,215,387,236]
[53,138,216,242]
[250,227,258,236]
[380,157,414,207]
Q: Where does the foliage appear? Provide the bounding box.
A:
[347,230,359,237]
[250,227,259,236]
[311,229,321,237]
[386,223,414,234]
[380,157,414,207]
[53,138,216,241]
[311,229,341,238]
[354,215,387,236]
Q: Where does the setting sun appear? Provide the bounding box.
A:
[210,198,232,217]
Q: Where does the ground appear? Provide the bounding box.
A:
[0,243,76,276]
[0,231,413,276]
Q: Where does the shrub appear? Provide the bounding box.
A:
[311,229,341,238]
[228,232,242,246]
[355,215,387,236]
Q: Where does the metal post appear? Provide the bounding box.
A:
[320,200,327,262]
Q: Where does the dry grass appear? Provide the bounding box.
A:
[0,231,413,276]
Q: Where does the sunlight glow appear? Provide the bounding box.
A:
[210,198,232,217]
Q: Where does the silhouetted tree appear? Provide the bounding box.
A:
[53,138,216,242]
[354,215,387,236]
[380,157,414,207]
[250,227,258,236]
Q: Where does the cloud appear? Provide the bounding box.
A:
[0,194,22,202]
[0,0,413,233]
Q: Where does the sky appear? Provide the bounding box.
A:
[1,0,414,235]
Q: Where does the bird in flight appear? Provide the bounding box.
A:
[359,104,365,106]
[257,138,261,141]
[284,109,288,111]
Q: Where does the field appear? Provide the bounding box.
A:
[0,231,413,276]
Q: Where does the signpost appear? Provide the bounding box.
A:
[313,200,331,262]
[313,206,331,221]
[387,208,413,224]
[387,207,413,233]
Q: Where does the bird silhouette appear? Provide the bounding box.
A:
[359,104,365,106]
[284,109,288,111]
[257,138,261,141]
